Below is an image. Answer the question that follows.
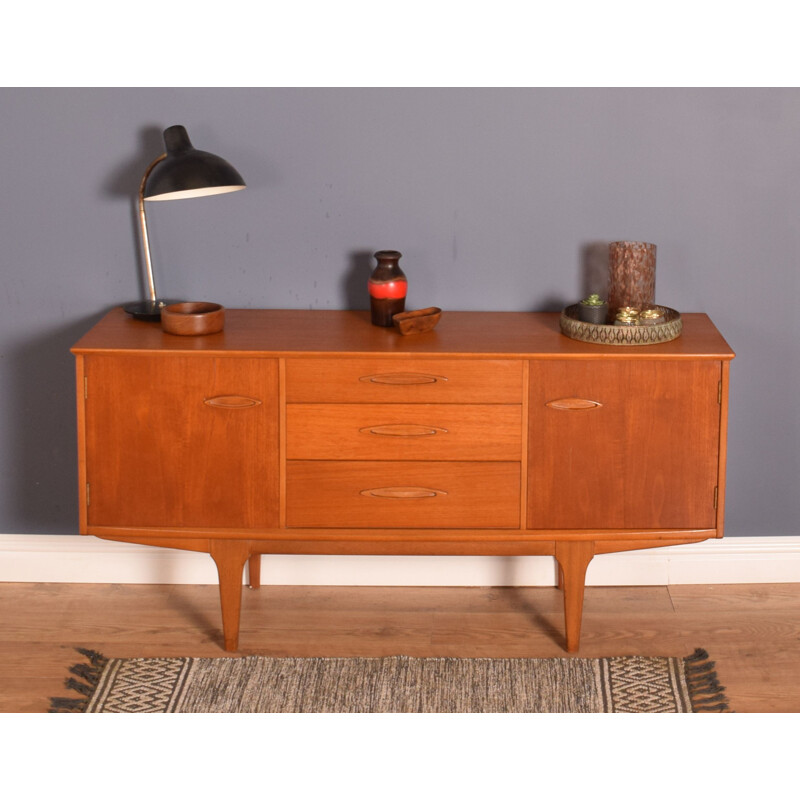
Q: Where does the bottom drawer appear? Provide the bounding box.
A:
[286,461,521,529]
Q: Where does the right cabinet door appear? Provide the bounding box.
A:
[527,360,722,531]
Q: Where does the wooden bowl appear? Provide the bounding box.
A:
[161,302,225,336]
[393,307,442,335]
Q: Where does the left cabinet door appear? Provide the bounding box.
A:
[82,354,280,530]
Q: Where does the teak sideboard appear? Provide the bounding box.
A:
[72,308,734,652]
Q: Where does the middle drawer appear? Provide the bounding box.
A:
[286,404,522,461]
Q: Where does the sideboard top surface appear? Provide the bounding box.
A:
[72,307,734,359]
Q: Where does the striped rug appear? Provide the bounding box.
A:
[51,648,729,713]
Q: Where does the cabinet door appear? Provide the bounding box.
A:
[84,355,279,529]
[527,360,722,530]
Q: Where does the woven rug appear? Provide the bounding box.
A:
[50,647,729,713]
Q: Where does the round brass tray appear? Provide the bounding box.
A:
[560,304,682,346]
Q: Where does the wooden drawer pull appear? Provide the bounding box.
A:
[359,372,448,386]
[546,398,603,410]
[360,424,448,437]
[204,395,262,409]
[360,486,448,499]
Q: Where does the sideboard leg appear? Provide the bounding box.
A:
[209,540,251,652]
[554,541,595,653]
[248,554,262,589]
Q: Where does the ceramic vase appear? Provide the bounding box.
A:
[368,250,407,327]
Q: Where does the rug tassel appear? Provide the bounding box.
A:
[684,648,731,713]
[49,648,108,713]
[69,663,102,683]
[64,677,95,697]
[48,697,88,712]
[688,675,722,690]
[685,647,710,663]
[75,647,108,669]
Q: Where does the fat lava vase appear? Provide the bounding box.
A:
[368,250,408,327]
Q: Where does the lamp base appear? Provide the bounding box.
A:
[123,299,184,322]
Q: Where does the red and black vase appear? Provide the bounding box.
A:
[368,250,407,327]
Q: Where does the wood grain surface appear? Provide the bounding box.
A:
[72,308,735,359]
[71,309,734,653]
[2,582,797,713]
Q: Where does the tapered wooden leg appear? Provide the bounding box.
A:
[209,540,251,652]
[554,541,595,653]
[248,554,262,589]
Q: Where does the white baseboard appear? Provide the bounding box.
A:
[1,534,799,586]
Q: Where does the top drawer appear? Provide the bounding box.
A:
[285,358,523,403]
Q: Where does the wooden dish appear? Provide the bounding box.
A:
[393,307,442,335]
[161,302,225,336]
[560,304,681,346]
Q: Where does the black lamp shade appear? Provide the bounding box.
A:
[144,125,246,201]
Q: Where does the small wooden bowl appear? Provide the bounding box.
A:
[161,302,225,336]
[393,307,442,335]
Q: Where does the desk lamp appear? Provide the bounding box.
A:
[123,125,246,320]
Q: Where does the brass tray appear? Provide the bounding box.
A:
[560,304,682,346]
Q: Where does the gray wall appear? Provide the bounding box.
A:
[1,88,797,537]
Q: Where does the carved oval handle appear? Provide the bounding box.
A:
[360,486,448,499]
[359,373,448,385]
[359,424,448,437]
[204,395,262,409]
[545,398,603,410]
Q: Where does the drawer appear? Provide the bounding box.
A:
[285,358,523,403]
[286,461,521,528]
[286,404,522,461]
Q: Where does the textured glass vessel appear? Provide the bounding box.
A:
[608,241,656,314]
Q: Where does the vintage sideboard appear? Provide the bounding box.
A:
[72,308,734,651]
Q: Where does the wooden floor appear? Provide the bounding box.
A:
[1,581,798,712]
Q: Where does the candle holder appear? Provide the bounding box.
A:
[608,241,656,315]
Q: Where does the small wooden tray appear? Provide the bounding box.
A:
[560,304,681,346]
[393,307,442,335]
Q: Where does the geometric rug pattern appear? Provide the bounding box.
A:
[85,658,194,713]
[600,655,694,713]
[51,648,730,713]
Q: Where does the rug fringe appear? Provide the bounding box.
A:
[684,648,731,712]
[48,648,109,713]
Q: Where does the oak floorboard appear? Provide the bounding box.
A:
[0,582,797,712]
[668,582,800,611]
